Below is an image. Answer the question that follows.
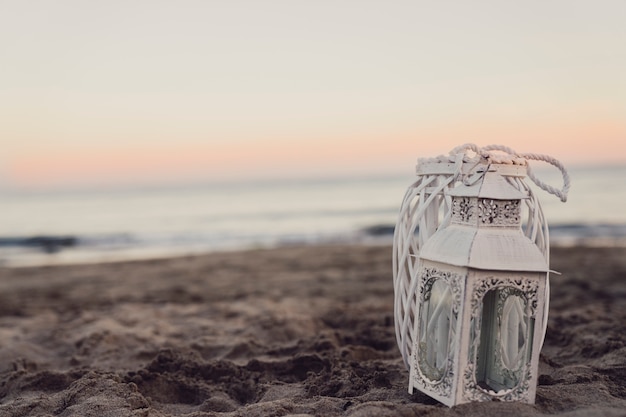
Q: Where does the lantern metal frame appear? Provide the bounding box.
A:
[392,144,570,396]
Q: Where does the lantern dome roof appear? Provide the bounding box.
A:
[448,170,528,200]
[419,225,548,272]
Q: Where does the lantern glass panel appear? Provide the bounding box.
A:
[418,278,455,381]
[475,287,534,393]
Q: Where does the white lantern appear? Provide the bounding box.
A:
[392,144,569,407]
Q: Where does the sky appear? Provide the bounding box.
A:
[1,0,625,189]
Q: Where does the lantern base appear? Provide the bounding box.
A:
[408,375,537,407]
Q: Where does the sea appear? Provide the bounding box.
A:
[1,164,625,267]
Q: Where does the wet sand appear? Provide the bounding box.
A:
[0,245,625,416]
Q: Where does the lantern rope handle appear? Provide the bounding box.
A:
[419,143,571,203]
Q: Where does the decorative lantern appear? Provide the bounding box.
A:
[392,144,569,407]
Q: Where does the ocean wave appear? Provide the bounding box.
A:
[358,222,626,246]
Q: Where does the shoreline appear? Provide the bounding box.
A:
[0,244,625,416]
[3,230,626,269]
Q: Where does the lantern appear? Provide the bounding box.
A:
[392,144,569,407]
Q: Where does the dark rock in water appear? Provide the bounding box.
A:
[26,236,78,253]
[361,225,396,237]
[0,236,77,253]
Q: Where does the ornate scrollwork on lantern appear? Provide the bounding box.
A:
[477,199,521,226]
[451,197,521,227]
[463,275,539,402]
[411,267,464,398]
[451,197,475,224]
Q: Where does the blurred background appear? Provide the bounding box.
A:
[1,0,625,266]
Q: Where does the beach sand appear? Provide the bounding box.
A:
[0,245,625,417]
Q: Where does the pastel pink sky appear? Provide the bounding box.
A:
[2,1,625,188]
